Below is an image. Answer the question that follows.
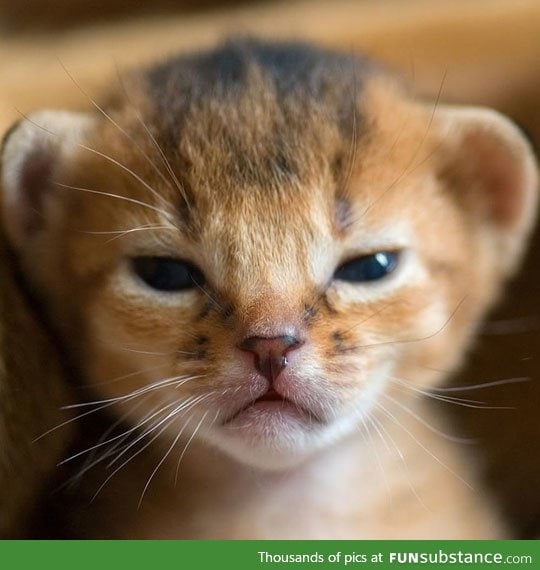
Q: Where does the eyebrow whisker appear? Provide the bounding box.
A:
[54,182,173,221]
[18,111,173,213]
[57,59,176,194]
[115,66,193,214]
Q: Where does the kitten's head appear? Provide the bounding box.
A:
[2,40,537,469]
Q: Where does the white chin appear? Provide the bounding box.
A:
[204,401,358,471]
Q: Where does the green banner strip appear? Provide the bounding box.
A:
[1,540,538,570]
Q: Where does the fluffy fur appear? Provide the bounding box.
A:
[1,38,538,538]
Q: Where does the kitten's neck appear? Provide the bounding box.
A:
[82,397,499,539]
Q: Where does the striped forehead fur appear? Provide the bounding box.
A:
[104,38,380,228]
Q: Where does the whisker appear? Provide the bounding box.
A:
[18,111,173,214]
[57,59,176,193]
[342,299,399,335]
[389,377,488,406]
[85,362,169,389]
[384,109,412,158]
[138,414,194,508]
[34,399,123,443]
[358,415,390,493]
[79,224,173,244]
[107,393,208,468]
[391,380,515,411]
[104,226,172,243]
[62,374,202,410]
[80,223,166,236]
[376,401,473,490]
[359,69,447,219]
[383,393,477,444]
[75,144,170,210]
[37,375,201,442]
[114,66,192,212]
[431,376,529,393]
[174,410,209,485]
[341,75,359,193]
[135,116,191,211]
[107,346,184,356]
[59,400,179,466]
[54,182,172,220]
[356,297,468,350]
[59,395,157,490]
[91,414,176,502]
[369,413,428,510]
[91,394,209,501]
[194,280,226,312]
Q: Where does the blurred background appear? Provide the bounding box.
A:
[1,0,540,537]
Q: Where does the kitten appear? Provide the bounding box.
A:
[1,39,537,538]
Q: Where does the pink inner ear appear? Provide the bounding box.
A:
[16,146,55,238]
[465,129,526,230]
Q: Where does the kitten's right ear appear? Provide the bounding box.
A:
[1,111,94,250]
[434,105,538,276]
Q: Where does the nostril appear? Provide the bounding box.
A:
[237,334,305,383]
[280,335,303,354]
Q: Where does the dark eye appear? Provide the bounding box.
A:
[334,251,399,283]
[132,257,203,292]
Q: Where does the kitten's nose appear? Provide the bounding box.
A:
[238,335,304,382]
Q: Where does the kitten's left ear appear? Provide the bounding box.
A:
[435,105,538,275]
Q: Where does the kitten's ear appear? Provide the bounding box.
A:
[436,105,538,274]
[1,110,94,249]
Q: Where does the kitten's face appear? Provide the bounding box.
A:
[2,47,536,470]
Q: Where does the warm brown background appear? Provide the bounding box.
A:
[1,0,539,536]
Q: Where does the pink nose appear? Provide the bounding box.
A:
[238,335,303,383]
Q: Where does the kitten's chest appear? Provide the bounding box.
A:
[138,450,500,540]
[139,457,371,539]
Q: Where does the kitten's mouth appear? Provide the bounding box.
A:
[255,388,283,402]
[221,388,318,425]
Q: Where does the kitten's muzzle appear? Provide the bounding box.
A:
[238,334,304,383]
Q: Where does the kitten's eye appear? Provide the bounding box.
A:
[132,257,203,292]
[334,251,399,283]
